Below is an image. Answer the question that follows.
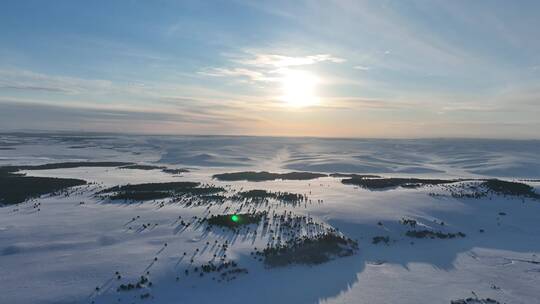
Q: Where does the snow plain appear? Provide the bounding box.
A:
[1,133,540,304]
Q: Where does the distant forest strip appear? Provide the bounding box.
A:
[0,167,86,205]
[0,161,140,206]
[0,160,191,205]
[483,179,540,198]
[341,177,459,189]
[1,161,133,173]
[329,173,381,178]
[119,164,189,174]
[1,161,189,175]
[340,176,540,198]
[213,171,327,181]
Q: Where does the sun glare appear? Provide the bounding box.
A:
[280,70,320,108]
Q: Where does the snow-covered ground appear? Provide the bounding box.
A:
[1,133,540,304]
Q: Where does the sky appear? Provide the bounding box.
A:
[0,0,539,138]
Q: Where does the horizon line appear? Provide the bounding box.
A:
[2,129,539,142]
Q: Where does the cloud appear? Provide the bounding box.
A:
[0,69,112,95]
[198,67,274,82]
[0,67,278,127]
[353,65,371,71]
[438,104,499,114]
[0,99,260,135]
[0,84,73,93]
[200,51,345,84]
[329,97,421,110]
[235,53,345,68]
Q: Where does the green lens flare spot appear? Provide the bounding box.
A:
[231,215,239,223]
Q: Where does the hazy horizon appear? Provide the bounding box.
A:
[3,129,540,141]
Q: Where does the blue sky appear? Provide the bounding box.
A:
[0,0,539,138]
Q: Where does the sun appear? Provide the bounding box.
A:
[280,69,320,108]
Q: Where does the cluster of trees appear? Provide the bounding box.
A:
[256,232,358,267]
[342,176,457,190]
[433,179,540,200]
[97,181,225,202]
[206,212,266,228]
[233,189,307,205]
[372,236,390,245]
[406,230,466,239]
[117,275,151,292]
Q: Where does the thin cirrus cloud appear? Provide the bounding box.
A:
[0,98,258,135]
[353,65,371,71]
[0,68,262,130]
[199,52,346,84]
[199,67,272,83]
[0,69,113,95]
[235,53,345,67]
